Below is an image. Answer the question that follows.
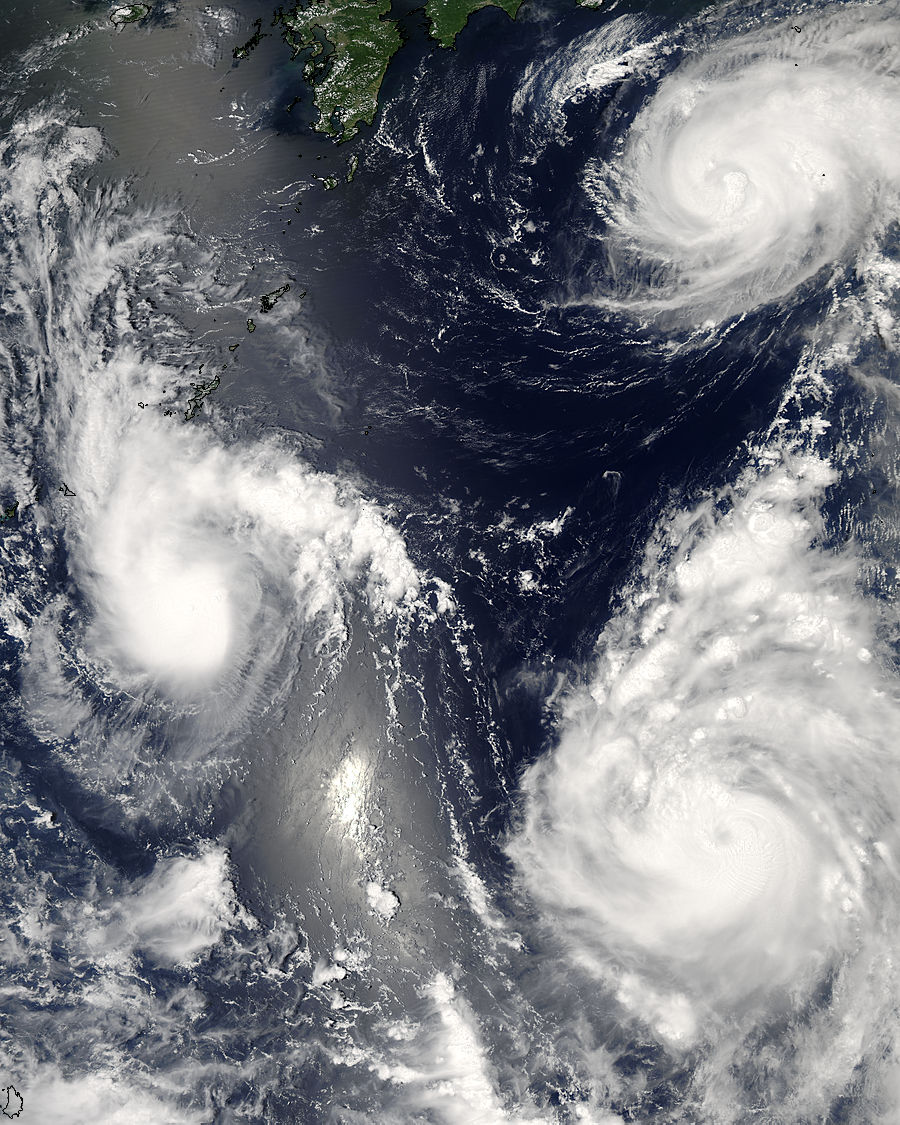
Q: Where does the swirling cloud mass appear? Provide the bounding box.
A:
[578,5,900,323]
[2,110,420,722]
[507,2,900,1119]
[510,453,897,1024]
[9,1,900,1122]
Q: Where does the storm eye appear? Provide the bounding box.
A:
[575,29,900,325]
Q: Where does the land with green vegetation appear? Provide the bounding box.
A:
[111,4,150,25]
[425,0,523,48]
[184,372,221,421]
[273,0,402,140]
[268,0,532,140]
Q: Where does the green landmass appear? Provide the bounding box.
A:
[111,4,150,25]
[274,0,402,140]
[271,0,535,141]
[184,373,220,421]
[424,0,523,48]
[247,318,256,332]
[233,17,266,59]
[0,502,18,522]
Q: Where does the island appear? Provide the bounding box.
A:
[274,0,402,141]
[233,17,266,60]
[111,4,150,25]
[260,283,292,313]
[425,0,523,48]
[184,372,221,421]
[268,0,530,140]
[1,1085,22,1119]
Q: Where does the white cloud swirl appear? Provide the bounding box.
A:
[0,108,421,711]
[575,5,900,322]
[508,448,900,1046]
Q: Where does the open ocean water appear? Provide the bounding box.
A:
[3,0,900,1121]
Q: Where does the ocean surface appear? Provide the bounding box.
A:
[2,0,900,1121]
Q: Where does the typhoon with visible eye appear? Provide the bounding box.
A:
[503,11,900,1103]
[507,452,900,1054]
[575,5,900,325]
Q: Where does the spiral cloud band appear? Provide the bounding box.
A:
[0,111,421,709]
[501,2,900,1117]
[9,4,900,1122]
[577,4,900,323]
[508,451,900,1049]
